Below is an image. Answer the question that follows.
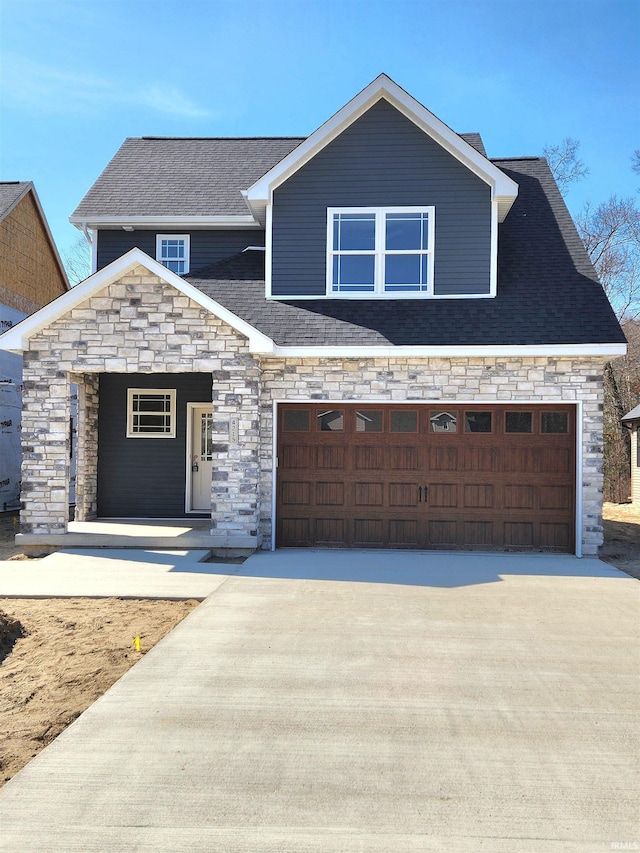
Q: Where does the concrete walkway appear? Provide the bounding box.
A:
[0,551,638,851]
[0,548,234,599]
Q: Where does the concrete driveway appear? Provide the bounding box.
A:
[0,550,638,852]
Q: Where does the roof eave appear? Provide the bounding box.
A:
[265,343,628,358]
[70,214,262,230]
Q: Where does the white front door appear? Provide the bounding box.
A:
[188,405,214,511]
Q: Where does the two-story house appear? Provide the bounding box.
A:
[0,75,626,556]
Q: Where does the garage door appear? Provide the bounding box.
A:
[276,404,576,552]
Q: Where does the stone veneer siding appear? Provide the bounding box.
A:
[72,373,99,521]
[21,266,260,545]
[19,264,607,555]
[258,357,607,555]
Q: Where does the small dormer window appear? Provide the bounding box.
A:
[327,207,434,297]
[156,234,190,274]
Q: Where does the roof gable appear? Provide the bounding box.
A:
[0,248,274,354]
[0,182,69,289]
[245,74,518,223]
[0,181,33,221]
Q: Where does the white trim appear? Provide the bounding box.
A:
[185,402,196,513]
[246,74,519,223]
[273,397,581,404]
[267,344,627,358]
[271,399,278,551]
[0,248,277,354]
[489,200,498,297]
[271,399,583,554]
[156,233,191,274]
[90,229,98,274]
[575,400,583,558]
[265,202,273,298]
[267,292,496,301]
[126,388,176,438]
[71,215,261,229]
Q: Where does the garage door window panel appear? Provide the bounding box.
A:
[465,411,492,433]
[430,411,458,433]
[356,410,383,432]
[283,409,310,432]
[505,411,533,433]
[390,410,418,432]
[541,412,569,434]
[318,410,344,431]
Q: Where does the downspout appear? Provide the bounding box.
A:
[81,222,97,274]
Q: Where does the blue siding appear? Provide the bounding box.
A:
[96,230,264,273]
[271,100,492,297]
[97,373,212,518]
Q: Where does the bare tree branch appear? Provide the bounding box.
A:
[543,137,589,194]
[62,236,91,287]
[577,196,640,321]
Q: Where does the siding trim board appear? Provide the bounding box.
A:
[73,215,261,229]
[269,344,627,358]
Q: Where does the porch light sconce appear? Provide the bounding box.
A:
[122,225,135,232]
[229,417,239,444]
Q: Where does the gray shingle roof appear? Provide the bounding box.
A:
[71,134,488,220]
[622,405,640,422]
[186,157,625,347]
[71,138,305,219]
[0,181,31,221]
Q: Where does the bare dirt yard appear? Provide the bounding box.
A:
[599,501,640,579]
[0,513,199,786]
[0,503,637,787]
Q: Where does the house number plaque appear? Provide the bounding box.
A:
[229,417,239,444]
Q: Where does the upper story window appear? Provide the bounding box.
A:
[327,207,434,297]
[156,234,190,274]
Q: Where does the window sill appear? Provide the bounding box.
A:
[266,292,495,301]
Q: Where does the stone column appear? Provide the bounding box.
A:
[20,353,70,534]
[210,355,261,547]
[580,371,606,556]
[73,372,99,521]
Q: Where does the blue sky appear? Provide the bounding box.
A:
[1,0,638,263]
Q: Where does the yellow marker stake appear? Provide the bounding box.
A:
[134,635,141,652]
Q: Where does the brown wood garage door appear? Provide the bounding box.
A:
[276,404,576,552]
